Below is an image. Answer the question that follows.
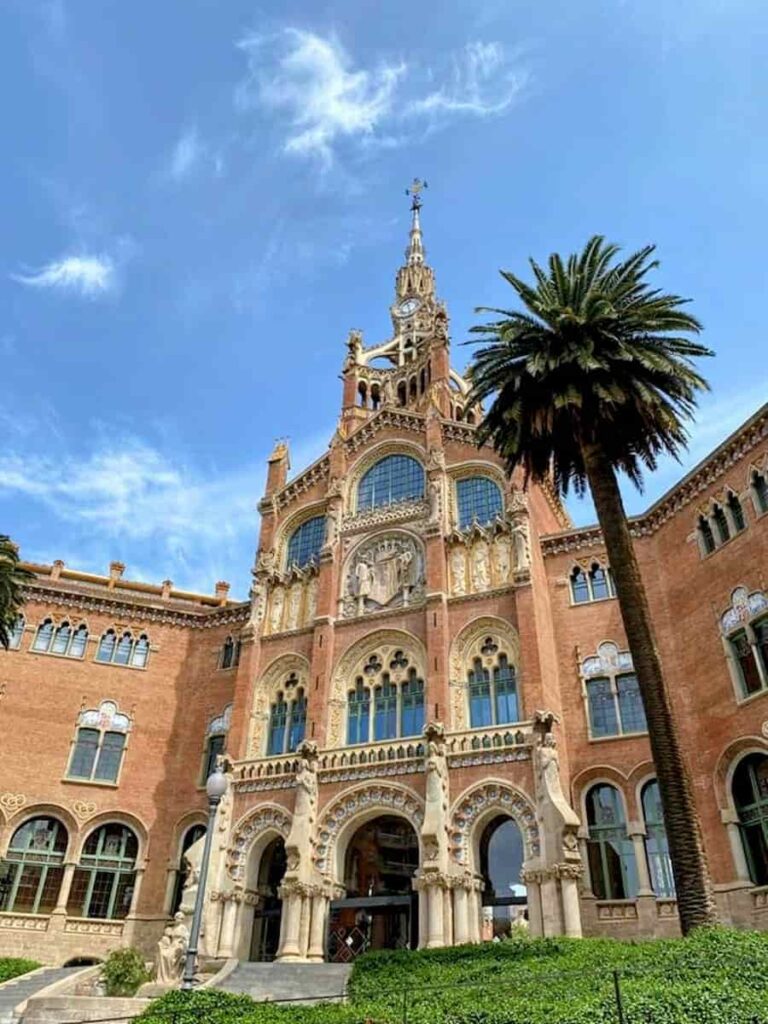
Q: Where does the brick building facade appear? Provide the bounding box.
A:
[1,197,767,965]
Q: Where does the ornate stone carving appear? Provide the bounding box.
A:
[341,533,425,618]
[422,722,449,868]
[227,806,292,882]
[65,920,125,935]
[0,914,49,932]
[314,784,424,876]
[284,741,319,879]
[721,586,768,634]
[155,912,188,986]
[249,655,310,756]
[342,499,429,536]
[448,617,521,731]
[71,800,97,821]
[0,793,26,814]
[449,546,467,595]
[470,539,490,591]
[450,782,540,864]
[268,585,285,633]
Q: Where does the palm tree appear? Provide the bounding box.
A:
[466,236,717,934]
[0,535,32,650]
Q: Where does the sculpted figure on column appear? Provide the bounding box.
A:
[421,721,449,868]
[532,711,581,865]
[284,740,319,879]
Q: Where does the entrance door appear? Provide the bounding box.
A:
[327,814,419,961]
[249,837,286,961]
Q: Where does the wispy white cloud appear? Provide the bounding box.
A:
[235,30,526,166]
[406,42,528,118]
[169,126,204,180]
[11,254,114,296]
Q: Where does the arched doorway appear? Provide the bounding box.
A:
[250,837,286,961]
[328,815,419,961]
[479,815,526,938]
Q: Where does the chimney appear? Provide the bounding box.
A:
[215,580,230,605]
[50,559,65,581]
[265,439,291,497]
[161,580,173,600]
[108,561,126,588]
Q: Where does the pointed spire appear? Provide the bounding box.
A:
[406,185,425,267]
[396,178,434,301]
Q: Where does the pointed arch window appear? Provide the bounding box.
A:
[570,563,617,604]
[400,670,425,737]
[468,646,520,728]
[712,503,731,544]
[456,476,503,529]
[697,515,716,555]
[67,824,138,920]
[220,635,241,670]
[96,629,150,668]
[357,454,425,511]
[203,704,231,780]
[641,780,675,898]
[347,680,371,745]
[266,687,307,756]
[31,618,55,652]
[286,516,326,569]
[346,654,425,744]
[585,784,637,900]
[170,824,206,914]
[722,589,768,700]
[733,753,768,886]
[7,615,24,650]
[0,817,68,915]
[373,677,398,741]
[727,492,746,533]
[751,470,768,515]
[67,701,131,784]
[570,568,590,604]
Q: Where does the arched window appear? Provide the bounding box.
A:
[266,693,287,756]
[712,504,730,544]
[95,629,150,668]
[698,515,716,555]
[31,618,55,653]
[286,516,326,569]
[722,588,768,699]
[727,492,746,533]
[266,688,307,756]
[202,704,231,780]
[641,780,674,897]
[68,824,138,920]
[347,680,370,745]
[589,565,611,600]
[357,455,424,511]
[733,753,768,886]
[67,701,131,783]
[456,476,503,529]
[220,635,241,670]
[585,784,637,899]
[373,677,397,741]
[48,621,89,658]
[0,817,68,914]
[479,816,526,937]
[170,824,206,914]
[468,645,519,728]
[400,670,425,737]
[751,470,768,515]
[7,615,24,650]
[570,568,590,604]
[583,645,646,739]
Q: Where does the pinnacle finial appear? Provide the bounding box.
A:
[405,177,428,211]
[404,178,428,267]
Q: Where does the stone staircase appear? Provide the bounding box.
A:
[217,962,352,1004]
[0,968,79,1024]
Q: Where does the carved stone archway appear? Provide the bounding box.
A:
[449,780,539,870]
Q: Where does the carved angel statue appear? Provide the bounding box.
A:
[155,913,188,986]
[450,546,467,595]
[355,559,374,598]
[471,542,490,591]
[269,586,285,633]
[325,505,340,547]
[428,476,442,525]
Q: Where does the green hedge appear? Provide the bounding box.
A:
[0,958,40,984]
[136,928,768,1024]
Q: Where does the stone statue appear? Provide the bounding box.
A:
[305,577,318,625]
[345,329,363,368]
[284,742,318,880]
[397,549,414,591]
[155,913,188,986]
[428,476,442,526]
[269,586,285,633]
[427,447,446,472]
[421,722,448,868]
[286,584,302,631]
[381,377,395,406]
[325,506,340,547]
[180,844,202,916]
[256,549,276,576]
[246,577,266,632]
[538,733,564,799]
[471,541,490,592]
[450,546,466,595]
[492,536,511,585]
[356,559,374,599]
[327,476,343,498]
[510,517,530,570]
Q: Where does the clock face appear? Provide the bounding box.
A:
[395,297,421,318]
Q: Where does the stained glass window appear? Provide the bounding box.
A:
[0,817,68,915]
[586,784,637,899]
[357,455,424,511]
[456,476,503,529]
[286,516,326,569]
[68,824,138,920]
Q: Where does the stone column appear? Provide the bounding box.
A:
[442,886,453,947]
[577,832,593,896]
[426,881,444,948]
[416,887,429,949]
[722,809,752,883]
[453,883,470,945]
[298,894,311,958]
[307,893,328,961]
[468,882,482,942]
[218,894,240,958]
[558,868,583,938]
[521,871,544,938]
[277,890,302,960]
[628,823,654,896]
[53,862,77,916]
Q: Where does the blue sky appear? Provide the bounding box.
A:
[1,0,766,599]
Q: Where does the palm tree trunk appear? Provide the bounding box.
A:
[581,443,717,934]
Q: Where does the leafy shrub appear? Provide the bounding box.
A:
[136,928,768,1024]
[0,958,39,984]
[101,946,151,997]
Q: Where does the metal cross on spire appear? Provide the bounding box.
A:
[405,177,428,211]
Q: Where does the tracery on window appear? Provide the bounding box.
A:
[266,685,307,756]
[357,454,425,511]
[32,617,87,657]
[67,824,138,920]
[721,587,768,700]
[95,628,150,668]
[345,648,425,744]
[467,643,519,728]
[67,700,131,784]
[582,642,646,739]
[569,562,616,604]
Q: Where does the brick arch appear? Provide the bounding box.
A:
[227,803,292,886]
[327,629,427,747]
[449,779,539,869]
[714,735,768,810]
[1,802,81,860]
[626,760,657,821]
[314,781,425,882]
[448,616,521,731]
[249,653,310,756]
[74,811,150,866]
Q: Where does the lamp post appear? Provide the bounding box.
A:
[181,766,229,990]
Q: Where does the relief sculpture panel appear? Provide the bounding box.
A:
[341,532,425,618]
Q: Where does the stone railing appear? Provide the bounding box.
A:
[0,912,49,932]
[752,885,768,911]
[596,900,638,921]
[64,918,125,937]
[233,723,534,791]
